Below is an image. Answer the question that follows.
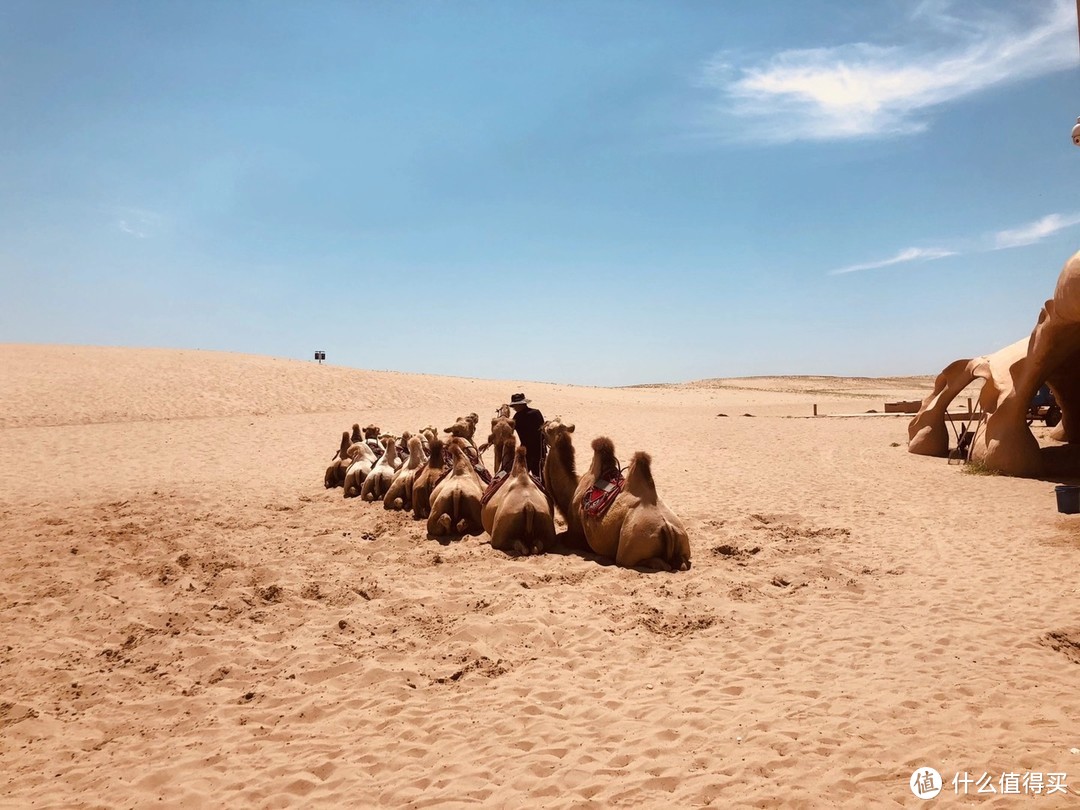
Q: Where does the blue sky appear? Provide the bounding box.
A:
[2,0,1079,386]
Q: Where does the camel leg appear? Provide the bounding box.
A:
[615,539,669,570]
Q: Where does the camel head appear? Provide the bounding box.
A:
[542,417,574,445]
[444,420,471,439]
[495,404,511,420]
[363,424,380,441]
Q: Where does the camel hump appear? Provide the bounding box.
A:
[512,444,529,476]
[591,437,617,470]
[626,451,656,493]
[428,439,445,468]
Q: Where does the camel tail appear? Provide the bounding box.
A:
[661,522,675,567]
[524,502,534,538]
[452,488,462,527]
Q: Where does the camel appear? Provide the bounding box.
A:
[478,412,515,469]
[362,424,383,458]
[444,413,480,444]
[324,457,350,489]
[489,444,556,556]
[571,437,691,571]
[383,436,426,510]
[427,443,484,537]
[360,437,401,501]
[541,418,585,545]
[411,438,447,520]
[343,442,378,498]
[480,435,518,538]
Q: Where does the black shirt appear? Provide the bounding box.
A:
[512,406,544,475]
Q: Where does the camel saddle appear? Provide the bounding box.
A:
[480,471,510,506]
[462,445,494,485]
[583,469,624,518]
[480,471,545,506]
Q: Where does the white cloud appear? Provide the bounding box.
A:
[993,212,1080,249]
[700,0,1076,142]
[829,246,956,275]
[831,209,1080,275]
[112,207,164,239]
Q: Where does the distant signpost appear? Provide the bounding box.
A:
[315,351,325,364]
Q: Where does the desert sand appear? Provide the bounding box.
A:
[1,344,1077,808]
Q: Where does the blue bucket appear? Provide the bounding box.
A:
[1055,485,1080,514]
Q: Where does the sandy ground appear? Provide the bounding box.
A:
[1,344,1077,808]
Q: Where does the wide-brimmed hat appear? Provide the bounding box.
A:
[506,392,531,407]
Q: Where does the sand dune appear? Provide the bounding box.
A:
[1,345,1077,807]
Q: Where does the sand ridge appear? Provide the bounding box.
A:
[1,345,1077,807]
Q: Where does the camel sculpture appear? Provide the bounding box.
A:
[427,443,484,537]
[411,438,447,519]
[343,441,378,498]
[489,445,556,556]
[541,418,585,545]
[383,436,426,511]
[909,249,1080,477]
[361,437,401,501]
[571,437,691,571]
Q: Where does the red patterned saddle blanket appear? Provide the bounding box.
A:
[582,469,624,518]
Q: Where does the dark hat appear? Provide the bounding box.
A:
[507,392,531,406]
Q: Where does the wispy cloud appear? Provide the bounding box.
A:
[829,246,956,275]
[111,207,164,239]
[699,0,1076,143]
[994,212,1080,249]
[830,209,1080,274]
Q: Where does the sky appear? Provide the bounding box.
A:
[2,0,1080,386]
